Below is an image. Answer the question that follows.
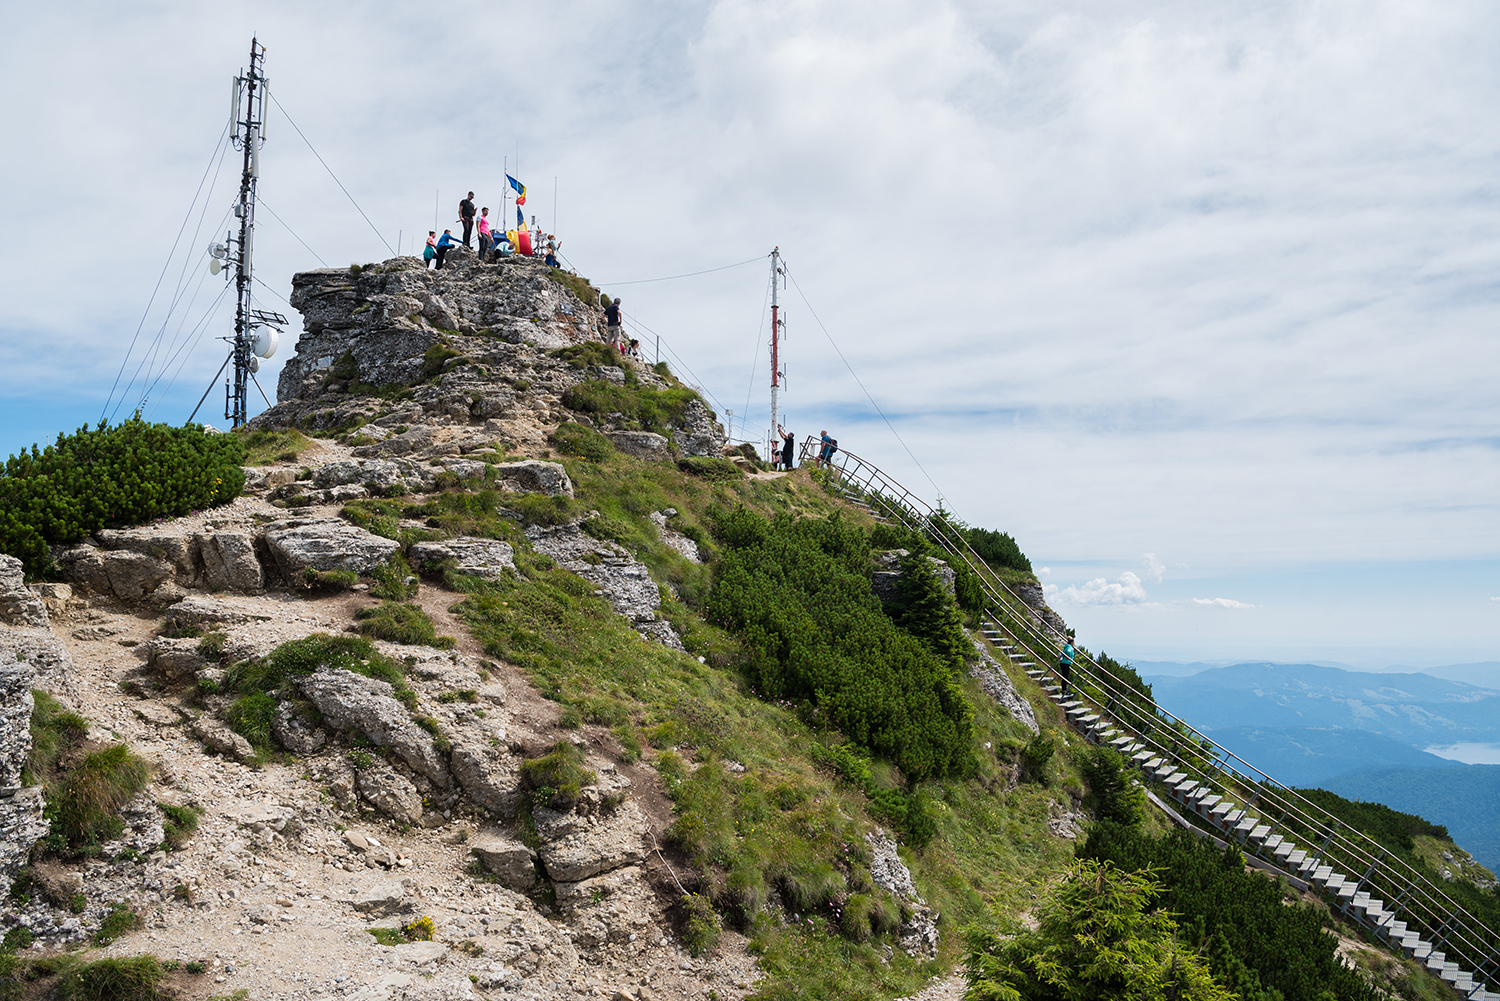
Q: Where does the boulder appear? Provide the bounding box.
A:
[357,763,424,825]
[0,555,48,628]
[312,459,415,490]
[263,519,401,580]
[673,399,727,458]
[55,545,173,601]
[147,637,209,681]
[469,831,540,891]
[297,667,450,787]
[449,739,520,815]
[272,701,327,754]
[190,718,255,762]
[95,526,199,584]
[351,879,409,916]
[408,538,515,579]
[0,661,35,790]
[241,467,297,491]
[968,641,1039,735]
[491,461,573,497]
[163,594,264,633]
[534,800,647,883]
[605,431,671,463]
[196,532,264,592]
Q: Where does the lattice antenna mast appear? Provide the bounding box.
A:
[215,37,286,427]
[769,247,784,457]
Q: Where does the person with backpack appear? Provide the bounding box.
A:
[459,192,476,248]
[817,430,837,468]
[1058,635,1076,697]
[603,298,623,348]
[423,231,437,268]
[435,229,460,269]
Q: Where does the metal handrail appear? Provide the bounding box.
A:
[796,437,1500,986]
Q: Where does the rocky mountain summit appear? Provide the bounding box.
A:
[0,254,1015,1001]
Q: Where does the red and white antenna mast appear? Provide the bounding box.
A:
[769,247,783,457]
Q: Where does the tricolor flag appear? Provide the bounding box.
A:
[516,205,526,229]
[507,174,527,206]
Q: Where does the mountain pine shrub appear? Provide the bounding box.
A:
[0,417,245,575]
[706,509,975,780]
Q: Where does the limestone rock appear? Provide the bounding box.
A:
[534,799,647,883]
[312,459,417,490]
[968,639,1039,735]
[408,538,515,579]
[263,518,401,579]
[190,717,255,762]
[866,828,939,959]
[352,879,409,915]
[0,555,48,628]
[673,399,727,458]
[871,550,955,604]
[297,667,450,787]
[528,524,683,649]
[95,525,200,585]
[449,739,520,815]
[196,532,264,592]
[54,545,173,601]
[0,661,35,790]
[0,787,48,889]
[469,831,540,891]
[491,461,573,497]
[241,466,297,491]
[0,635,77,706]
[272,701,327,754]
[147,637,209,681]
[357,763,424,825]
[163,594,266,633]
[394,941,447,964]
[605,432,671,463]
[648,511,700,564]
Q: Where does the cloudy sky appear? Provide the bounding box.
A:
[2,1,1496,672]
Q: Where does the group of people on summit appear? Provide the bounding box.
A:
[423,190,560,270]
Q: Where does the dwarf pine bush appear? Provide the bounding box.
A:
[0,416,245,574]
[707,510,975,781]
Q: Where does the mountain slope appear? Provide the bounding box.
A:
[1326,764,1500,874]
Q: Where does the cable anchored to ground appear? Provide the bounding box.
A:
[597,255,765,286]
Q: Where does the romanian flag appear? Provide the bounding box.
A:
[507,174,527,206]
[516,205,525,229]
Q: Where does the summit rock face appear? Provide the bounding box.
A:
[253,254,726,458]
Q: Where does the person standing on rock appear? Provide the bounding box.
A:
[1058,635,1076,697]
[459,192,476,248]
[603,297,623,349]
[477,207,492,262]
[817,430,836,468]
[779,425,795,471]
[423,231,437,269]
[435,229,460,269]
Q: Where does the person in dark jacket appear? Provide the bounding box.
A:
[435,229,460,269]
[778,425,795,470]
[459,192,476,247]
[603,298,622,348]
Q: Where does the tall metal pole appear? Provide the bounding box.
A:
[769,247,781,460]
[227,38,267,428]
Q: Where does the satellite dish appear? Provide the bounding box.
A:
[248,355,260,373]
[252,326,279,359]
[209,258,222,275]
[209,242,227,259]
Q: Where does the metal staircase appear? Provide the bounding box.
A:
[798,439,1500,999]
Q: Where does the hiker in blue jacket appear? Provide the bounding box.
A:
[435,229,460,270]
[1058,636,1076,696]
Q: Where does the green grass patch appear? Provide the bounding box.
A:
[237,427,314,466]
[158,802,202,850]
[94,905,143,946]
[677,456,742,481]
[354,602,455,648]
[549,423,613,462]
[519,742,596,810]
[561,379,704,435]
[52,745,152,851]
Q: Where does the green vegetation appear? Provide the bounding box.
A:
[57,955,169,1001]
[548,422,613,462]
[0,416,245,574]
[677,456,741,481]
[706,510,975,781]
[24,691,89,788]
[519,741,596,810]
[1079,745,1146,827]
[422,344,463,378]
[354,601,455,648]
[965,857,1235,1001]
[237,427,313,466]
[303,567,358,592]
[1081,823,1380,1001]
[561,378,705,435]
[547,269,599,305]
[222,634,416,754]
[42,741,152,853]
[158,802,202,850]
[94,905,143,946]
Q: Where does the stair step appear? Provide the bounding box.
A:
[1409,942,1431,961]
[1285,850,1307,865]
[1310,866,1333,882]
[1247,825,1272,842]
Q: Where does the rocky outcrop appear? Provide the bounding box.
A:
[969,638,1040,735]
[871,550,956,604]
[490,461,573,498]
[469,831,540,892]
[297,667,450,788]
[408,538,516,580]
[865,829,939,959]
[1014,579,1070,636]
[605,432,672,463]
[0,556,47,628]
[648,510,701,564]
[262,519,401,580]
[527,524,683,649]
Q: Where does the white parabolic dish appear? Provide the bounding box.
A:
[252,327,279,359]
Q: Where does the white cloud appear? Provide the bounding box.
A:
[1491,597,1500,603]
[1192,597,1256,610]
[1143,553,1166,583]
[1036,566,1051,577]
[1052,571,1150,606]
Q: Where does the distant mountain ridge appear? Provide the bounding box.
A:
[1206,725,1464,787]
[1146,661,1500,746]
